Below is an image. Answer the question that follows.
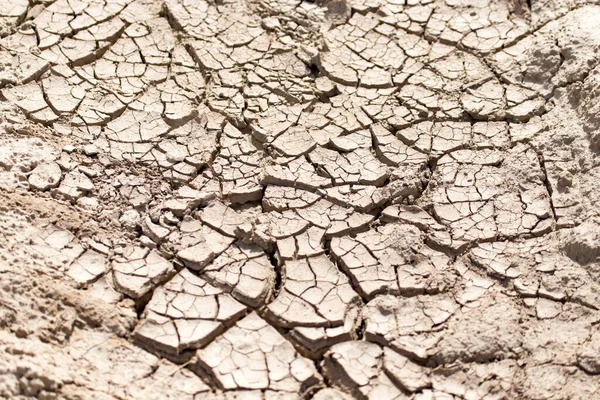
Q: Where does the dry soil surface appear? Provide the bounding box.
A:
[1,0,600,399]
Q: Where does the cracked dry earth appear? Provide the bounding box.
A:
[3,0,600,399]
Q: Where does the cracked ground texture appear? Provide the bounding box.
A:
[2,0,600,399]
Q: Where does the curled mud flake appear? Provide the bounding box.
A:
[2,82,58,123]
[41,74,86,114]
[53,172,94,202]
[330,235,398,300]
[262,155,333,190]
[175,216,235,270]
[371,124,428,167]
[112,246,176,299]
[105,109,170,143]
[255,210,310,240]
[141,216,171,245]
[461,79,506,120]
[0,52,46,88]
[264,255,361,355]
[398,120,492,156]
[193,312,322,393]
[322,341,406,399]
[164,186,218,218]
[215,123,264,204]
[329,129,372,152]
[383,347,431,393]
[381,204,446,232]
[317,184,386,213]
[249,104,304,144]
[271,126,317,157]
[133,269,247,359]
[296,198,375,238]
[331,223,455,300]
[319,13,405,88]
[535,297,562,319]
[72,89,126,126]
[262,185,322,212]
[199,201,250,238]
[276,226,327,260]
[308,146,389,187]
[0,0,28,22]
[201,241,276,308]
[67,249,107,284]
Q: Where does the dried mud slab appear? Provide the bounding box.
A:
[2,0,600,399]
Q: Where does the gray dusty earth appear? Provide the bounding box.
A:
[1,0,600,399]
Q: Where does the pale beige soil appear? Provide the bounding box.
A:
[1,0,600,399]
